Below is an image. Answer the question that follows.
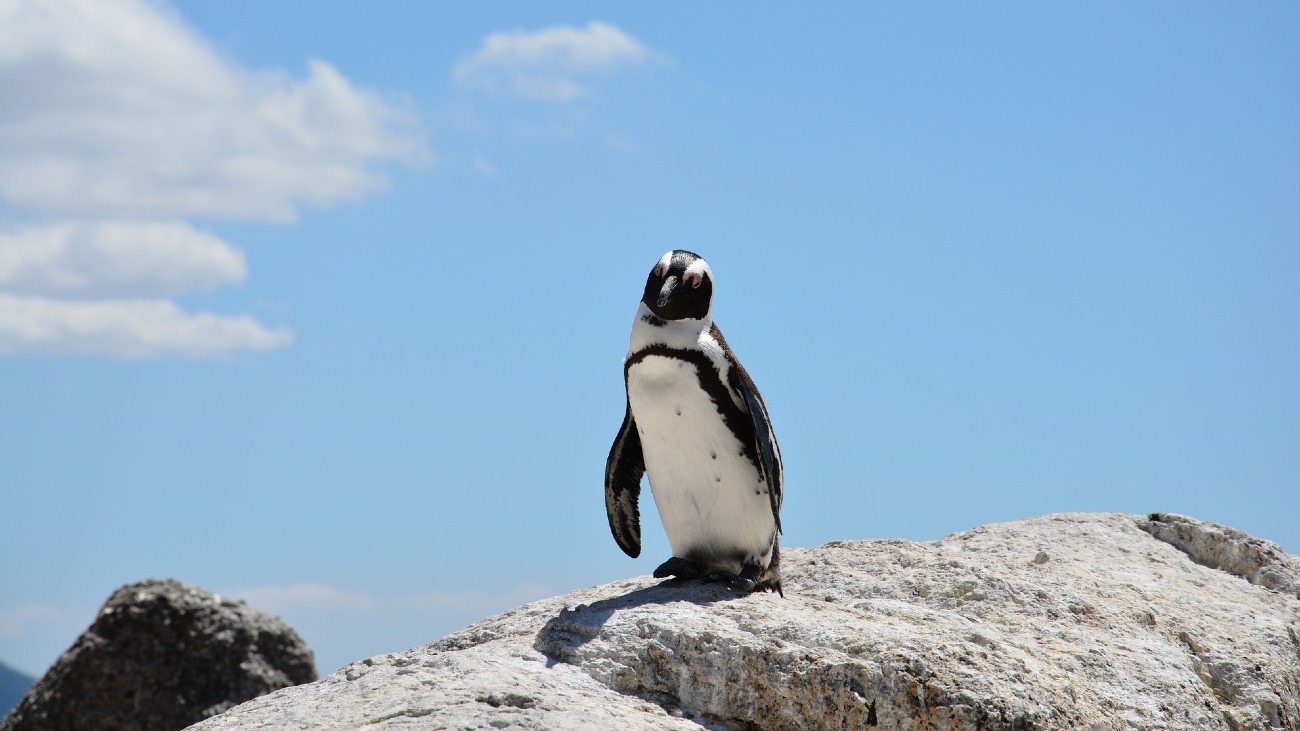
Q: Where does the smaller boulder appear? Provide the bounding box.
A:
[1,578,316,731]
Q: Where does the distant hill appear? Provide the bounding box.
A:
[1,660,36,717]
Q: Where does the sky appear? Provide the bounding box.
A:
[1,1,1297,680]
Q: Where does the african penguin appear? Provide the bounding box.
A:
[605,249,784,594]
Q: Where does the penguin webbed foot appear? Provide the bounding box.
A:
[654,557,780,595]
[702,569,755,592]
[737,563,784,596]
[653,556,703,580]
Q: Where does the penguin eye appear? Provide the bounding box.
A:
[683,271,703,288]
[653,262,669,278]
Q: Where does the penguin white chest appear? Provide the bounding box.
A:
[626,354,775,570]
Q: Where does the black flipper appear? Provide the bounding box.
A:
[604,402,645,558]
[738,380,783,532]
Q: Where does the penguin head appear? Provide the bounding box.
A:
[642,249,714,321]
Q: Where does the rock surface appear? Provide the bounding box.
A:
[2,578,317,731]
[1142,511,1300,600]
[189,513,1300,730]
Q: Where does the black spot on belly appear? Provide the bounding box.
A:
[715,476,722,483]
[710,450,717,460]
[674,406,682,416]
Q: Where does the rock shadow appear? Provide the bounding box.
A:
[534,578,745,666]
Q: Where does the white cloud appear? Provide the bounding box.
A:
[233,582,553,618]
[472,154,498,178]
[0,0,430,359]
[0,295,292,358]
[0,601,96,677]
[0,0,429,221]
[0,582,557,679]
[0,602,82,639]
[234,583,378,614]
[0,222,245,299]
[230,582,554,673]
[454,21,657,102]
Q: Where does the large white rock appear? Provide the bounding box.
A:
[187,513,1300,730]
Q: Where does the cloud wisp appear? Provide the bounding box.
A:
[0,222,246,300]
[0,0,429,358]
[0,296,292,359]
[230,581,555,673]
[454,21,658,102]
[0,581,555,677]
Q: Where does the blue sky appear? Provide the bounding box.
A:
[2,2,1297,679]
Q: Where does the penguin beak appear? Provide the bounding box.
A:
[656,276,678,308]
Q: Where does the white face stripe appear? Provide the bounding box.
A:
[683,257,712,288]
[653,251,674,278]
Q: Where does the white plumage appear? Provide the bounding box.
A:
[626,306,777,573]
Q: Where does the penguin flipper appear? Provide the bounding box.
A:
[605,403,645,558]
[733,368,784,533]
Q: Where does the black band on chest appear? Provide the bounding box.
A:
[625,345,759,472]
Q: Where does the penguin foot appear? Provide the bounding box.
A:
[702,570,756,592]
[654,557,781,595]
[742,563,784,597]
[653,558,751,590]
[653,556,703,580]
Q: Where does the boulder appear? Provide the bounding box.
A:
[187,513,1300,730]
[1,578,316,731]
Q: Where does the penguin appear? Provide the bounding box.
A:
[605,249,784,595]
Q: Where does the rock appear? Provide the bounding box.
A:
[186,513,1300,731]
[1,578,316,731]
[1142,512,1300,600]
